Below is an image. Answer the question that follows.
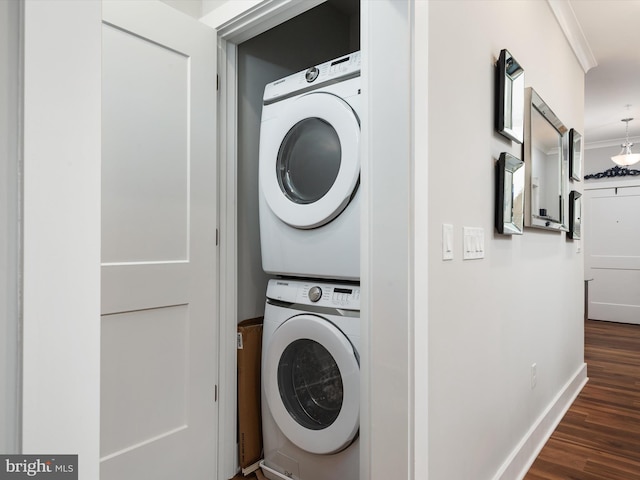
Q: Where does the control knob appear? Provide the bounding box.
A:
[305,66,319,83]
[308,286,322,302]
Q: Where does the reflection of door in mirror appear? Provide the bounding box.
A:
[512,166,524,228]
[575,199,581,237]
[530,106,561,222]
[503,170,513,223]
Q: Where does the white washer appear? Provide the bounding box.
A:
[259,52,361,281]
[260,279,360,480]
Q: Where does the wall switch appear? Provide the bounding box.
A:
[442,224,454,260]
[531,363,537,389]
[463,227,485,260]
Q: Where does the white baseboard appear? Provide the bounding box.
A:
[493,362,588,480]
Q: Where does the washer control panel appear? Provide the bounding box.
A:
[301,284,360,309]
[267,279,360,310]
[308,286,323,302]
[305,66,320,83]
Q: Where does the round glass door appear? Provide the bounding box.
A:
[277,118,342,205]
[260,92,360,229]
[278,338,343,430]
[264,314,359,454]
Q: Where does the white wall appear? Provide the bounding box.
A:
[161,0,203,18]
[22,1,101,477]
[201,0,262,25]
[0,0,20,454]
[427,2,585,479]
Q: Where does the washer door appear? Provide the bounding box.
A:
[260,92,360,229]
[264,314,359,454]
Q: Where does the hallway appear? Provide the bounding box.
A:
[525,320,640,479]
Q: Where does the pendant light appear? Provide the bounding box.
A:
[611,118,640,166]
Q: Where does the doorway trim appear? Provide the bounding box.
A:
[213,2,325,477]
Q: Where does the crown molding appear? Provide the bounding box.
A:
[547,0,598,73]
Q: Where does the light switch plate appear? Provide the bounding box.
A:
[463,226,485,260]
[442,224,454,260]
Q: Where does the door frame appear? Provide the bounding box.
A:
[215,3,325,477]
[21,0,102,476]
[213,1,428,479]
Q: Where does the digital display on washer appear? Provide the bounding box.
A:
[334,288,353,294]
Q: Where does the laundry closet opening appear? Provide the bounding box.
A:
[232,0,361,476]
[235,0,360,324]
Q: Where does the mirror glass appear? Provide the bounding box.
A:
[569,129,582,181]
[497,49,525,143]
[496,152,524,235]
[524,88,568,231]
[569,191,582,239]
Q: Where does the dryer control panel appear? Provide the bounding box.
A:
[263,51,361,104]
[267,279,360,311]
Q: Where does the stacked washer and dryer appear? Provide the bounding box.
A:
[257,52,362,480]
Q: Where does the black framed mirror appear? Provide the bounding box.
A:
[568,191,581,239]
[496,49,525,144]
[495,152,524,235]
[524,88,568,232]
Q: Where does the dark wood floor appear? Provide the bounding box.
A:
[525,319,640,480]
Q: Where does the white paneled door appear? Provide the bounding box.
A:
[585,186,640,324]
[100,2,218,478]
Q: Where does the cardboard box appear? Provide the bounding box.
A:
[237,318,264,470]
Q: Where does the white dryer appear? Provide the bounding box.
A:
[259,52,361,281]
[260,279,360,480]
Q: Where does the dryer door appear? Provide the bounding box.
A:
[260,91,360,229]
[263,314,359,455]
